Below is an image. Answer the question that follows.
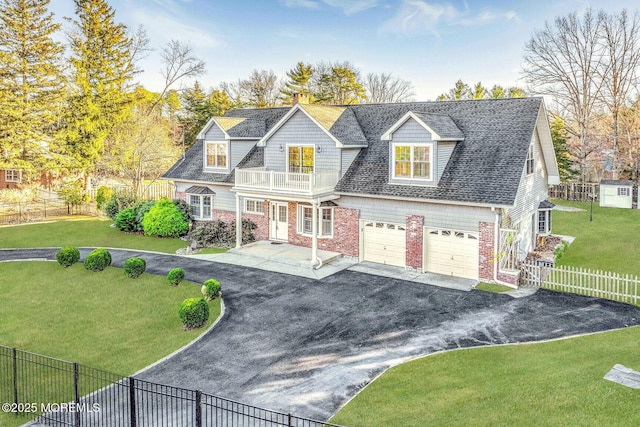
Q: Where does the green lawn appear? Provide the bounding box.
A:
[551,200,640,275]
[475,282,513,293]
[332,326,640,427]
[0,218,188,253]
[333,199,640,426]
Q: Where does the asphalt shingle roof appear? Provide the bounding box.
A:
[164,98,544,207]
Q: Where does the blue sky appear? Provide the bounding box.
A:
[49,0,640,100]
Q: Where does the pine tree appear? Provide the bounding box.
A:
[0,0,65,171]
[550,116,578,182]
[64,0,136,179]
[280,62,314,103]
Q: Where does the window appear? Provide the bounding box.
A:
[288,146,314,174]
[618,187,630,197]
[205,142,227,169]
[297,205,333,237]
[5,169,19,182]
[393,144,432,180]
[526,144,534,175]
[538,209,551,235]
[244,199,263,215]
[189,194,212,220]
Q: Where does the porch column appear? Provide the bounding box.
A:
[235,194,242,249]
[311,200,318,265]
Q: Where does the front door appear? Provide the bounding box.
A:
[270,202,288,241]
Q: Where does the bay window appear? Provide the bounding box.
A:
[189,194,212,220]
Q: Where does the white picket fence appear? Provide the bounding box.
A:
[521,263,639,305]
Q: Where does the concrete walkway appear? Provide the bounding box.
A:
[3,248,640,421]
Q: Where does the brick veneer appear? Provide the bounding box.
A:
[287,202,360,257]
[497,270,519,286]
[175,191,186,201]
[478,221,496,281]
[406,215,424,269]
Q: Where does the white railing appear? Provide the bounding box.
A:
[234,168,339,195]
[521,263,639,306]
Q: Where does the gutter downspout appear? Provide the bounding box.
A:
[235,194,242,249]
[311,199,320,269]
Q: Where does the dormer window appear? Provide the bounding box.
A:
[393,144,432,180]
[205,141,227,169]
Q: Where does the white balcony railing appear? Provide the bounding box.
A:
[234,167,339,196]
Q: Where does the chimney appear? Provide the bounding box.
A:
[292,92,309,106]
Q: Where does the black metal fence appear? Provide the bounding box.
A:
[0,345,342,427]
[0,198,97,225]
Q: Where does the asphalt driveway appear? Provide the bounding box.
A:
[2,248,640,420]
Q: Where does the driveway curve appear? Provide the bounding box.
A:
[2,248,640,420]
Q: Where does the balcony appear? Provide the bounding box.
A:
[234,167,339,196]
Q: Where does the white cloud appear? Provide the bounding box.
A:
[382,0,518,37]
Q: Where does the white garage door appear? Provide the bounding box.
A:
[424,228,479,279]
[362,221,406,267]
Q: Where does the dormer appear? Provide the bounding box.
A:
[197,116,267,173]
[381,111,464,186]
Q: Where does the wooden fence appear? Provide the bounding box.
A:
[521,263,639,306]
[88,181,175,201]
[549,183,599,202]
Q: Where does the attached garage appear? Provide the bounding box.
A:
[423,228,479,279]
[361,221,406,267]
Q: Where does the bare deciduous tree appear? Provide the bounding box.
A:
[364,72,415,103]
[238,69,282,108]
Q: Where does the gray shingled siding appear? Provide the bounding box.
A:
[506,119,549,256]
[437,141,456,181]
[387,118,437,186]
[204,123,226,140]
[264,110,340,173]
[338,195,494,231]
[230,140,258,169]
[341,148,361,178]
[212,186,237,211]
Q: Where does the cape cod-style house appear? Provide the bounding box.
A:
[162,96,560,284]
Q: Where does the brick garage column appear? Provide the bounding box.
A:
[478,221,495,281]
[406,215,424,270]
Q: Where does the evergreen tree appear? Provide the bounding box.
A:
[63,0,136,180]
[179,82,234,148]
[316,66,367,105]
[0,0,65,171]
[280,62,314,103]
[550,116,578,182]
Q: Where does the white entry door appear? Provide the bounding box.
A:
[270,202,288,241]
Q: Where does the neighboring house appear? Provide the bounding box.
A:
[0,169,22,189]
[600,180,633,209]
[163,97,560,285]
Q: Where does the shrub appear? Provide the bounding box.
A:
[178,298,209,330]
[167,267,185,286]
[84,248,112,272]
[124,257,146,278]
[56,246,80,267]
[115,207,138,232]
[105,191,139,220]
[142,198,189,238]
[201,279,221,301]
[96,186,114,210]
[135,200,156,231]
[190,218,257,249]
[172,198,192,223]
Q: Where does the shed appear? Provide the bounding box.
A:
[599,180,633,209]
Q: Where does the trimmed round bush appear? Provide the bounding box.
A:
[56,246,80,267]
[142,198,189,238]
[201,279,221,301]
[84,248,112,272]
[167,267,185,286]
[178,298,209,330]
[124,257,146,278]
[115,207,138,232]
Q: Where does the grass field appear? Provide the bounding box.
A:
[332,200,640,426]
[0,218,188,253]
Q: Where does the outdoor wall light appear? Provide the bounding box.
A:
[316,145,322,153]
[279,144,284,152]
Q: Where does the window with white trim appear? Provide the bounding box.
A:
[244,199,263,215]
[538,209,551,235]
[526,144,534,175]
[189,194,212,220]
[393,144,432,180]
[288,145,314,174]
[5,169,19,182]
[618,187,630,197]
[297,205,333,237]
[205,141,227,169]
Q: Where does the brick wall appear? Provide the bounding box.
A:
[287,203,360,257]
[497,271,519,286]
[479,221,495,281]
[406,215,424,269]
[175,191,186,201]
